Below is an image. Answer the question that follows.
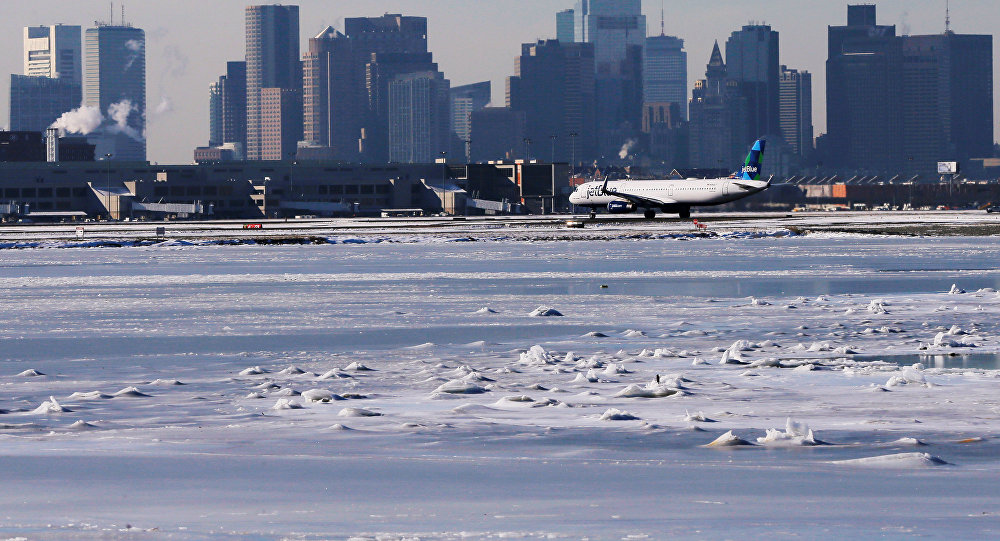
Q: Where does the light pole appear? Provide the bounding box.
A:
[549,135,557,164]
[104,153,113,220]
[570,132,577,175]
[440,151,447,214]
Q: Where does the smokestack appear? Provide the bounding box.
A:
[46,127,59,162]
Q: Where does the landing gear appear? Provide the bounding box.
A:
[643,209,656,220]
[589,210,596,219]
[679,207,691,220]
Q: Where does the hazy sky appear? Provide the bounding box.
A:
[0,0,993,163]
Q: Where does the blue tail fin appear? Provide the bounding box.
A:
[738,139,766,181]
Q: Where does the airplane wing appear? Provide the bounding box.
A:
[601,180,675,206]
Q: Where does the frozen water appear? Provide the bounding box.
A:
[0,232,999,538]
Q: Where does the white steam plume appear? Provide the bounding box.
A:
[50,105,104,135]
[618,139,637,160]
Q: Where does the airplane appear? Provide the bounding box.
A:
[568,139,771,219]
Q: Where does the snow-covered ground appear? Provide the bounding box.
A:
[2,233,1000,539]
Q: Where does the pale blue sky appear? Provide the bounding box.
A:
[0,0,991,163]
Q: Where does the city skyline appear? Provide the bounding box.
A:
[0,0,995,164]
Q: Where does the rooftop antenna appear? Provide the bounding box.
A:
[122,3,125,26]
[945,0,951,33]
[109,2,113,25]
[660,0,665,36]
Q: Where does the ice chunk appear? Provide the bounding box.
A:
[239,366,268,376]
[749,297,770,306]
[684,410,715,422]
[271,398,303,410]
[68,391,112,400]
[67,420,98,431]
[301,389,344,403]
[756,418,822,446]
[705,430,754,447]
[16,369,45,377]
[833,452,949,468]
[338,407,382,417]
[519,345,555,366]
[433,380,488,394]
[599,408,640,421]
[474,307,498,314]
[614,383,679,398]
[112,386,151,398]
[149,379,185,386]
[948,284,966,295]
[278,365,307,375]
[867,300,888,314]
[32,396,70,414]
[529,306,563,317]
[345,362,373,371]
[317,369,352,380]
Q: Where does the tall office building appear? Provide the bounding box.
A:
[84,23,146,161]
[556,9,575,43]
[688,42,749,169]
[300,14,433,162]
[11,25,82,135]
[900,33,993,174]
[219,61,247,155]
[209,81,223,147]
[303,27,358,160]
[827,5,992,175]
[259,87,302,161]
[388,71,450,163]
[470,107,525,162]
[450,81,491,160]
[725,25,780,139]
[507,39,596,163]
[644,34,687,120]
[779,66,813,157]
[346,15,433,162]
[24,25,82,83]
[825,5,901,173]
[245,4,300,161]
[574,0,645,157]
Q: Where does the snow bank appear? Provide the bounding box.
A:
[833,452,949,468]
[239,366,268,376]
[16,369,45,377]
[345,362,373,371]
[68,391,112,400]
[113,386,151,398]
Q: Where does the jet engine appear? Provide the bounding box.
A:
[607,201,636,214]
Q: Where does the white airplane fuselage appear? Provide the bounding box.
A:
[568,177,768,209]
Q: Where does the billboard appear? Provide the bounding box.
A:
[937,161,959,174]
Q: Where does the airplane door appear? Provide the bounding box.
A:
[668,184,674,197]
[723,181,729,196]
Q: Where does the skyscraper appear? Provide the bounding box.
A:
[388,71,450,163]
[725,25,780,139]
[779,66,813,157]
[644,34,687,120]
[556,9,575,43]
[84,23,146,161]
[24,25,81,83]
[688,42,749,169]
[209,80,223,147]
[245,4,300,161]
[825,5,901,173]
[303,27,358,160]
[573,0,645,157]
[11,25,82,136]
[450,81,491,160]
[507,39,596,163]
[346,14,434,162]
[220,61,247,155]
